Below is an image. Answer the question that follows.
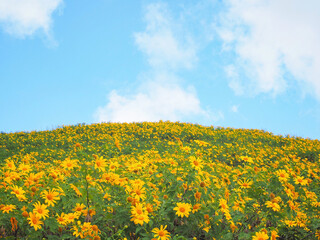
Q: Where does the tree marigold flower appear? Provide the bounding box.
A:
[1,204,16,213]
[41,189,60,206]
[252,231,269,240]
[152,225,171,240]
[33,202,49,220]
[173,202,192,218]
[28,212,43,231]
[265,201,280,212]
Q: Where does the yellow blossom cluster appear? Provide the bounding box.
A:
[0,121,319,239]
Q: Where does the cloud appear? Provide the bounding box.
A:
[95,81,206,123]
[231,105,238,113]
[225,64,244,95]
[134,2,197,70]
[95,2,214,124]
[218,0,320,99]
[0,0,63,37]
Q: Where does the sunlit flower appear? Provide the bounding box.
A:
[94,156,107,172]
[1,204,16,213]
[152,225,171,240]
[271,230,279,240]
[240,156,254,164]
[238,179,253,189]
[11,185,26,201]
[18,163,32,173]
[56,212,67,225]
[294,176,308,186]
[265,201,280,212]
[189,156,203,170]
[33,202,49,219]
[28,212,43,231]
[41,189,60,206]
[194,191,201,202]
[73,203,86,213]
[276,170,289,182]
[131,185,146,201]
[131,203,149,225]
[192,204,201,213]
[61,157,78,170]
[252,231,269,240]
[219,198,229,212]
[174,202,192,218]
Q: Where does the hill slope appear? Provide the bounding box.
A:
[1,122,320,239]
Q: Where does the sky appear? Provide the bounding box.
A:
[1,0,320,140]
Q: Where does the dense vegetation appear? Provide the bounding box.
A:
[0,121,320,239]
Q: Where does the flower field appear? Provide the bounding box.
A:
[0,121,320,239]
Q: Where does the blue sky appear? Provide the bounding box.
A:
[1,0,320,140]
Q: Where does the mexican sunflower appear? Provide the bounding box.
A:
[28,212,43,231]
[152,225,171,240]
[41,189,60,206]
[252,231,269,240]
[173,202,192,218]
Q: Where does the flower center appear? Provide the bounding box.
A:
[179,207,185,213]
[47,194,53,200]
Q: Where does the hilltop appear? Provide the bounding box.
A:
[1,122,320,239]
[1,121,319,163]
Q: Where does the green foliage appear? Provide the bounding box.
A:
[0,121,320,239]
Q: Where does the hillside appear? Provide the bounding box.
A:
[1,122,320,239]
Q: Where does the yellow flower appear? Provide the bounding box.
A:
[173,202,192,218]
[70,184,82,196]
[33,202,49,220]
[94,156,107,172]
[189,156,203,170]
[28,212,43,231]
[41,189,60,206]
[65,212,81,224]
[11,185,26,200]
[130,203,149,226]
[240,156,254,163]
[219,198,229,212]
[294,176,308,186]
[271,230,279,240]
[61,157,78,170]
[276,170,289,182]
[192,204,201,213]
[1,204,16,213]
[56,212,67,225]
[152,225,171,240]
[238,179,253,189]
[194,191,202,202]
[5,160,16,171]
[131,185,146,201]
[252,231,269,240]
[18,163,32,173]
[265,201,280,212]
[73,203,86,213]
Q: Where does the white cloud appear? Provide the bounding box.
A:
[231,105,238,113]
[95,2,215,124]
[218,0,320,99]
[0,0,63,37]
[95,81,206,123]
[134,3,197,70]
[225,64,244,95]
